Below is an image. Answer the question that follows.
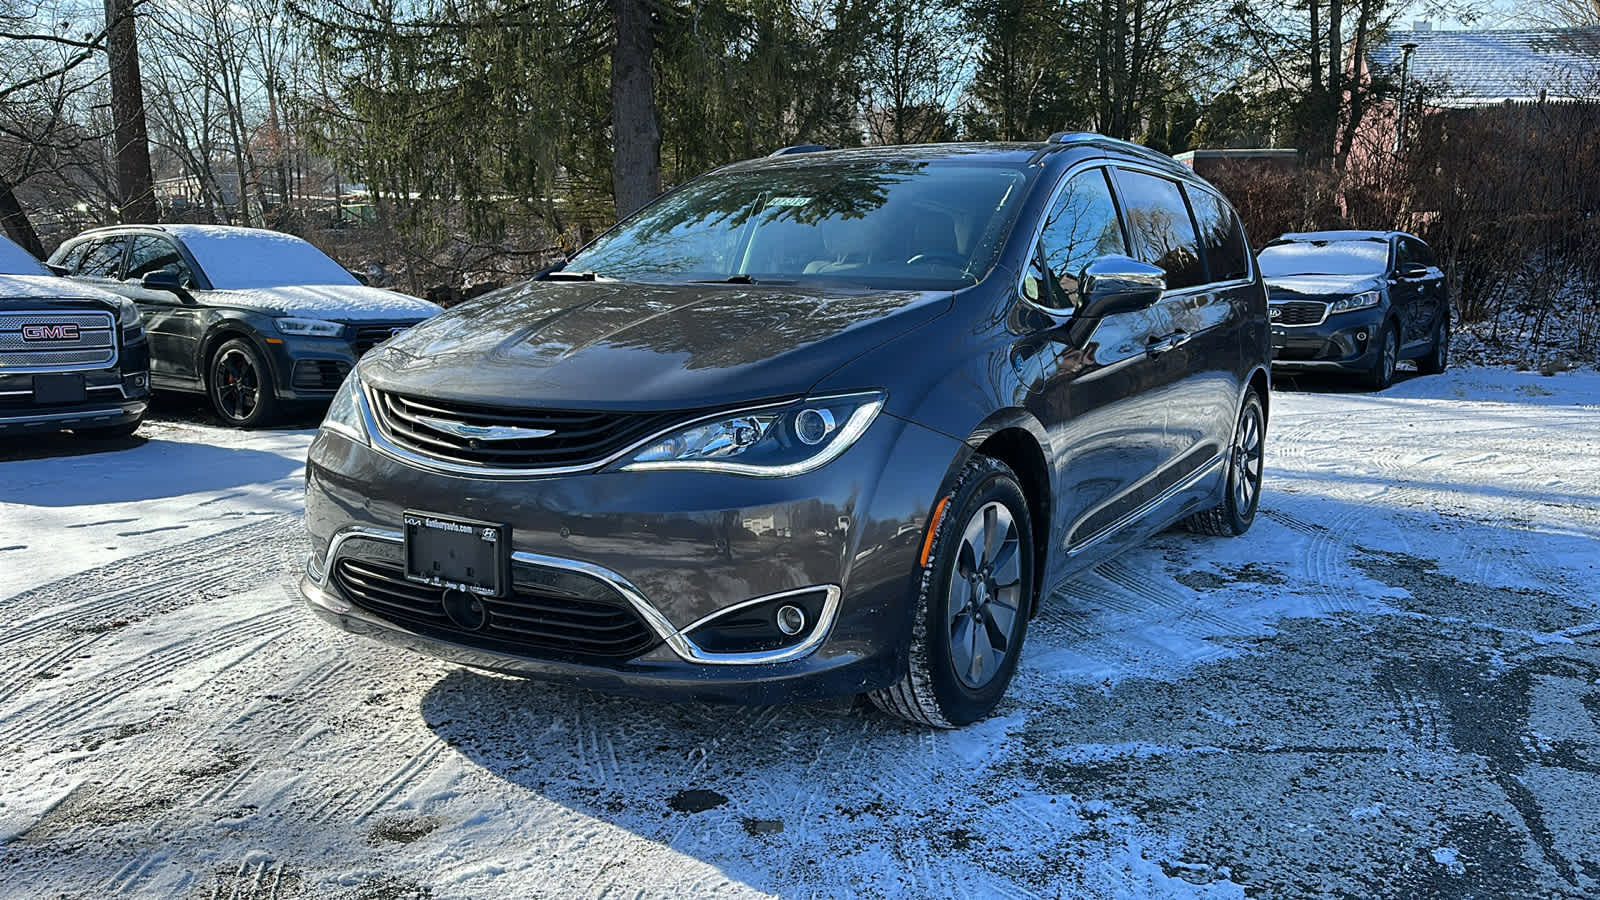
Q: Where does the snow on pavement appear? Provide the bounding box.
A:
[0,367,1598,897]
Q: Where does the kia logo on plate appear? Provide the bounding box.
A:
[21,323,79,341]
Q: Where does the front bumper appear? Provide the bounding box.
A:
[299,410,961,703]
[1269,305,1385,371]
[0,360,150,434]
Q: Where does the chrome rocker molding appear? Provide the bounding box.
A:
[306,527,843,667]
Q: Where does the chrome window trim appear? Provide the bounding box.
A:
[314,526,842,666]
[1017,158,1257,318]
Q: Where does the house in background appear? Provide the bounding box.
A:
[1369,23,1600,110]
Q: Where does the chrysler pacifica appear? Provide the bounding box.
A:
[299,135,1271,726]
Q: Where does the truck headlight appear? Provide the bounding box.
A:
[617,392,883,477]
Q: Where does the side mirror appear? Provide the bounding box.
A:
[1396,262,1429,279]
[1077,255,1167,319]
[140,269,184,293]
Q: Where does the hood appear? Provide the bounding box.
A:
[359,279,951,410]
[0,274,128,311]
[1265,274,1384,298]
[202,284,441,321]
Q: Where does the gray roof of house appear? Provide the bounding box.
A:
[1369,27,1600,104]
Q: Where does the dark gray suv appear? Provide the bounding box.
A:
[300,135,1271,726]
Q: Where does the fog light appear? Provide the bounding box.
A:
[794,408,835,446]
[1356,331,1369,341]
[775,604,806,635]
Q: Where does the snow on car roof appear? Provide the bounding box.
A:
[159,225,360,290]
[0,234,49,276]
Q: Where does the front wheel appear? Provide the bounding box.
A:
[1363,323,1399,391]
[207,338,279,428]
[1182,387,1265,537]
[869,456,1035,728]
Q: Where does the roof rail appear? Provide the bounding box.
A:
[1047,131,1100,144]
[768,144,836,157]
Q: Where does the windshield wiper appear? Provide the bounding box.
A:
[691,274,757,285]
[540,269,599,281]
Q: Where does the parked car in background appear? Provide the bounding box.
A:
[0,234,150,438]
[299,134,1270,728]
[48,225,441,426]
[1259,230,1450,390]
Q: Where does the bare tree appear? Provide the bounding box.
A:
[103,0,156,221]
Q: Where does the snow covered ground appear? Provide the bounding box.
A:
[1,367,1598,898]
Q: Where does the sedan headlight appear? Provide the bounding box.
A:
[1329,291,1381,314]
[618,392,884,477]
[276,316,345,337]
[320,372,368,443]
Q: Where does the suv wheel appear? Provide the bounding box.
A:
[870,456,1034,728]
[1364,322,1399,391]
[208,338,279,427]
[1182,387,1265,537]
[1417,314,1450,375]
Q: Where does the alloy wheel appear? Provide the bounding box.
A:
[948,501,1023,689]
[1231,400,1264,515]
[214,348,260,421]
[1382,330,1398,382]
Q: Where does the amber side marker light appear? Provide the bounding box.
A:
[919,495,951,567]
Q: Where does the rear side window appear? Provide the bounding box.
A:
[77,238,128,278]
[126,235,193,283]
[1111,169,1205,290]
[1186,187,1250,282]
[1037,168,1126,308]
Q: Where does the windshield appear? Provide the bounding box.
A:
[1258,239,1389,277]
[566,161,1030,288]
[177,227,358,290]
[0,235,49,276]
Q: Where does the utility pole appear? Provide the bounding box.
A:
[1394,41,1419,154]
[103,0,157,223]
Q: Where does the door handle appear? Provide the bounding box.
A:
[1146,331,1190,356]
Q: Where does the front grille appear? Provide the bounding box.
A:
[292,359,351,392]
[353,323,415,356]
[332,557,660,665]
[367,388,682,471]
[1270,301,1329,326]
[0,310,116,371]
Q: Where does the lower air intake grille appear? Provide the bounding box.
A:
[332,557,660,665]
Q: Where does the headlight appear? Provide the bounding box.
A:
[1329,291,1381,313]
[320,372,368,443]
[116,299,144,340]
[276,317,345,337]
[618,392,883,477]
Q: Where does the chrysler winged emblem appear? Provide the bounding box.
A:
[414,414,556,441]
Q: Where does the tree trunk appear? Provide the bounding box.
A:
[103,0,157,223]
[1336,3,1371,170]
[0,173,46,259]
[610,0,661,219]
[1326,0,1343,159]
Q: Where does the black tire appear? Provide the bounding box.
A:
[1182,388,1265,537]
[869,456,1035,728]
[1417,313,1450,375]
[1363,321,1399,391]
[207,338,279,428]
[75,417,143,439]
